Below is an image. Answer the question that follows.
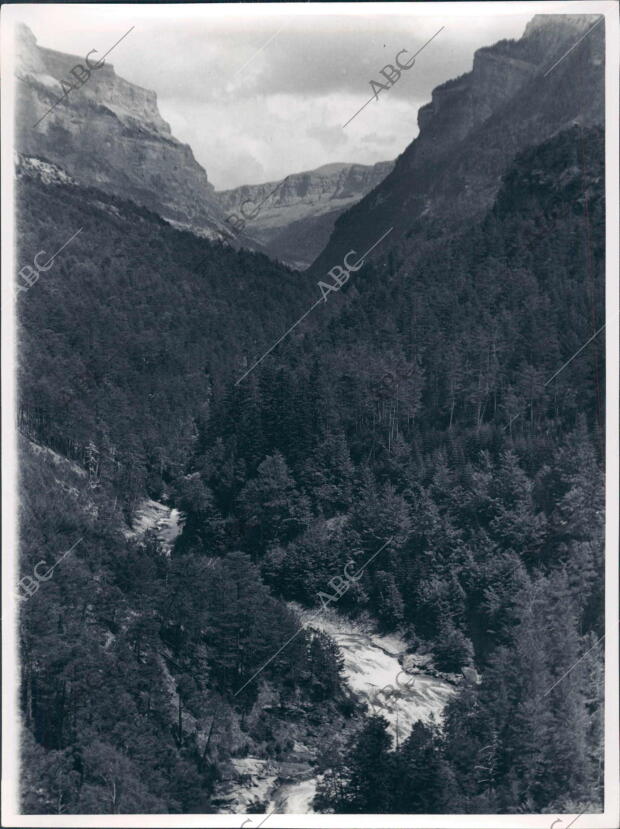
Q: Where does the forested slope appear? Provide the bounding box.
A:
[180,125,606,813]
[16,156,317,511]
[17,111,605,814]
[17,161,347,814]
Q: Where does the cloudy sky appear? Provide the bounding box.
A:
[11,3,534,189]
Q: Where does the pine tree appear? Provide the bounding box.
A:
[372,571,404,630]
[394,721,444,812]
[316,717,395,812]
[238,452,310,558]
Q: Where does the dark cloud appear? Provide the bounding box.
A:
[13,8,532,187]
[123,14,531,106]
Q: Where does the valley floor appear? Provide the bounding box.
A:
[220,606,457,813]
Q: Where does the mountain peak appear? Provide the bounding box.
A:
[311,12,604,273]
[523,13,603,39]
[14,24,226,238]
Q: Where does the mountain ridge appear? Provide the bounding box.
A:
[217,160,394,269]
[310,13,604,274]
[14,23,229,240]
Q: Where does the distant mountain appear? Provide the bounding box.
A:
[310,13,604,274]
[14,23,230,240]
[217,161,393,269]
[15,11,606,817]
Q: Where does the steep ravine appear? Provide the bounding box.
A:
[127,507,458,813]
[230,607,458,814]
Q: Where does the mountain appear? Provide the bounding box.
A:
[15,151,314,502]
[13,22,392,263]
[14,23,230,240]
[217,161,393,269]
[188,124,606,815]
[310,13,604,274]
[14,11,606,817]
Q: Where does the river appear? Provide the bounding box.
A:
[131,506,457,813]
[125,498,182,554]
[264,606,457,813]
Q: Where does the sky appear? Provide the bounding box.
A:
[9,3,534,189]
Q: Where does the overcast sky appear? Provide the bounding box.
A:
[10,4,534,189]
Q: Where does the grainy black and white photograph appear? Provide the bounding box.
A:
[1,2,619,827]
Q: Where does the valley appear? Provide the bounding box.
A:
[12,9,607,819]
[217,161,393,269]
[219,607,458,814]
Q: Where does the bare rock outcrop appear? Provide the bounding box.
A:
[15,23,227,239]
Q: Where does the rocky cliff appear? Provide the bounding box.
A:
[310,13,604,274]
[14,23,228,239]
[217,161,393,269]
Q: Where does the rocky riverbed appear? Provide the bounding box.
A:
[221,606,458,814]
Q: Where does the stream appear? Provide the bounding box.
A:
[126,498,182,554]
[264,607,457,813]
[131,507,457,813]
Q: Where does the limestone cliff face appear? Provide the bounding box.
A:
[311,13,604,274]
[410,14,602,172]
[218,162,393,216]
[217,161,393,269]
[15,24,227,239]
[414,49,538,165]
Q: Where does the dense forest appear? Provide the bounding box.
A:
[16,163,316,514]
[18,125,605,813]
